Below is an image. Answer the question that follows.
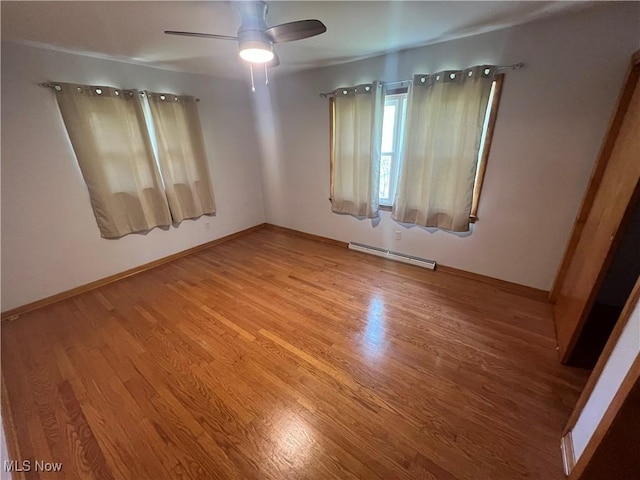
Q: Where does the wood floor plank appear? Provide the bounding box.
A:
[2,229,589,479]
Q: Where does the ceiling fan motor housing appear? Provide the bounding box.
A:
[237,1,273,47]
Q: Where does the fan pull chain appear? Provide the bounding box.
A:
[250,63,256,93]
[265,64,269,86]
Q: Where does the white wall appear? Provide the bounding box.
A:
[2,3,639,312]
[570,296,640,462]
[260,2,640,290]
[1,43,265,312]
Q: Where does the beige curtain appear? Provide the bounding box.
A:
[392,66,496,232]
[331,82,384,218]
[54,83,171,238]
[147,93,216,223]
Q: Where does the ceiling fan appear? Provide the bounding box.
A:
[165,1,327,69]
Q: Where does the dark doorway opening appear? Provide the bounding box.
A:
[568,193,640,369]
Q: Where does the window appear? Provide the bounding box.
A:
[53,83,216,238]
[375,74,504,219]
[55,85,172,238]
[146,93,217,224]
[328,70,503,228]
[379,91,408,207]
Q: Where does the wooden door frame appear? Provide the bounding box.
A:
[560,177,640,361]
[561,277,640,477]
[563,276,640,437]
[557,50,640,478]
[550,50,640,303]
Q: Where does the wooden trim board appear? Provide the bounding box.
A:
[263,223,349,248]
[2,222,549,321]
[552,50,640,361]
[550,50,640,303]
[435,264,550,301]
[265,224,548,301]
[470,73,504,220]
[1,224,266,321]
[568,355,640,479]
[329,96,336,203]
[563,276,640,433]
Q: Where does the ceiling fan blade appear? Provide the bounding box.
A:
[164,30,238,41]
[265,19,326,44]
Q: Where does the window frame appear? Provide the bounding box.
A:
[469,73,504,222]
[330,96,335,202]
[379,89,408,208]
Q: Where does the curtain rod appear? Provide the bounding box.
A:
[39,83,201,102]
[319,62,524,97]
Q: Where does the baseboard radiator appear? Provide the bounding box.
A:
[348,242,437,270]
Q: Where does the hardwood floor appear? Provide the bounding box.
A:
[1,228,589,479]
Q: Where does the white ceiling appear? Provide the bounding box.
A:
[2,1,594,79]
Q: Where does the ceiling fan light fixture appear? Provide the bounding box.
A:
[239,40,274,63]
[166,1,327,74]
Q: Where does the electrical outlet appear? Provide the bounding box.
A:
[204,222,210,231]
[395,230,402,240]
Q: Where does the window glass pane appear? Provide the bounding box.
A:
[379,154,392,201]
[381,105,396,153]
[378,94,408,205]
[475,80,496,179]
